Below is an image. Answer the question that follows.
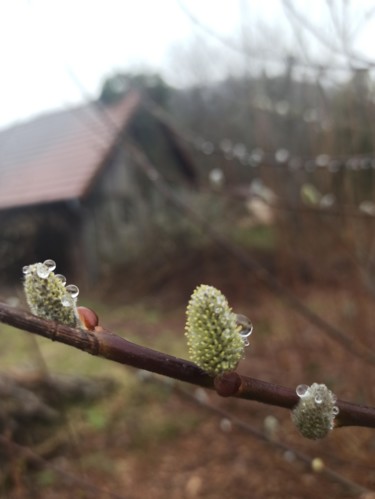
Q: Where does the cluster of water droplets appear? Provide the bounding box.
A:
[193,129,375,173]
[61,284,79,307]
[188,128,375,218]
[296,383,339,428]
[23,259,79,308]
[23,259,56,279]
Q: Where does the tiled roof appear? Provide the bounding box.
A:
[0,91,140,210]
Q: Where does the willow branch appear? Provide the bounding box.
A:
[0,302,374,430]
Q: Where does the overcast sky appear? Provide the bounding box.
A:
[1,0,375,129]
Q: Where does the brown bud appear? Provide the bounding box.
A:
[214,372,241,397]
[77,306,99,331]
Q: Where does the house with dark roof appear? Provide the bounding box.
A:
[0,91,197,285]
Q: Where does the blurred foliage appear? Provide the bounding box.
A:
[99,71,174,107]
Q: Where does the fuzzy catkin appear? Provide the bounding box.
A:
[24,262,79,327]
[185,285,244,376]
[292,383,339,439]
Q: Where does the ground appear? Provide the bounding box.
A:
[0,250,374,498]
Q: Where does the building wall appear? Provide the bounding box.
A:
[0,111,197,286]
[0,203,80,285]
[80,112,196,283]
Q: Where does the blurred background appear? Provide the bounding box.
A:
[0,1,374,497]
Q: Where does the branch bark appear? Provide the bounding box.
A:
[0,302,374,430]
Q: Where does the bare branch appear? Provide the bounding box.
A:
[0,302,374,430]
[177,0,354,72]
[283,0,375,67]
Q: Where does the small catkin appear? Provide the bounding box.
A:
[292,383,339,440]
[23,260,79,328]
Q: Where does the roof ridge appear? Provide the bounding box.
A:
[0,90,141,211]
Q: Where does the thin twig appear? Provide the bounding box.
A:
[0,435,126,499]
[176,0,359,73]
[0,302,374,429]
[282,0,375,68]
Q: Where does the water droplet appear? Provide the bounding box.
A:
[233,143,247,159]
[359,201,375,216]
[236,314,253,338]
[346,157,360,170]
[243,339,250,347]
[220,418,232,432]
[22,265,30,275]
[36,263,50,279]
[263,415,279,440]
[315,154,330,167]
[332,406,339,415]
[240,325,253,339]
[194,388,208,403]
[43,259,56,271]
[319,194,335,208]
[55,274,66,286]
[209,168,224,187]
[296,384,309,398]
[314,395,323,405]
[275,148,289,163]
[66,284,79,298]
[249,148,264,165]
[61,295,72,307]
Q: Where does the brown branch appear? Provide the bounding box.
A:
[0,302,374,430]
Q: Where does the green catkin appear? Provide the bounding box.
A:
[23,260,79,328]
[292,383,339,439]
[185,285,247,376]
